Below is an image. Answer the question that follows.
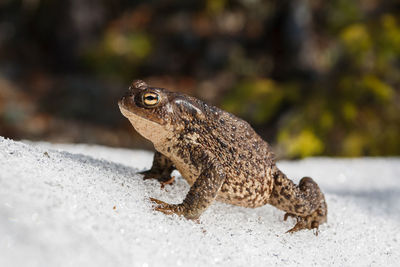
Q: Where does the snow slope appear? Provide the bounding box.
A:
[0,137,399,267]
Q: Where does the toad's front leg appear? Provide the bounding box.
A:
[150,162,226,219]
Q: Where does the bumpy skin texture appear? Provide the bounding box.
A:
[119,80,327,233]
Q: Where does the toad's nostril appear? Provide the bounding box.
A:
[118,96,125,105]
[122,90,134,99]
[119,93,130,107]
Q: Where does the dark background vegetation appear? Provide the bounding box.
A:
[0,0,399,158]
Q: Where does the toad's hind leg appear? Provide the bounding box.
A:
[268,169,327,234]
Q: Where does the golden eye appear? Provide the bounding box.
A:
[143,92,160,106]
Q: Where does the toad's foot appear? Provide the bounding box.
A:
[284,201,327,235]
[285,214,319,235]
[270,173,328,235]
[139,152,176,188]
[149,197,184,216]
[140,170,175,188]
[160,176,175,189]
[283,213,298,222]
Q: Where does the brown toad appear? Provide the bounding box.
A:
[118,80,327,233]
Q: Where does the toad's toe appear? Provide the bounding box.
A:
[149,198,183,216]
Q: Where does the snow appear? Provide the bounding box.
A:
[0,136,399,267]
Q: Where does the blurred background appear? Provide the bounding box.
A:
[0,0,399,158]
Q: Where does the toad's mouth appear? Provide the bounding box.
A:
[118,100,131,118]
[118,100,172,145]
[118,95,142,119]
[118,101,148,124]
[118,98,167,129]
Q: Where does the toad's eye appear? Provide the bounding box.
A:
[142,92,160,106]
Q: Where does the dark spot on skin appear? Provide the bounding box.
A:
[295,204,304,212]
[317,209,325,216]
[279,187,287,196]
[217,137,228,148]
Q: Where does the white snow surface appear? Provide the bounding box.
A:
[0,137,399,267]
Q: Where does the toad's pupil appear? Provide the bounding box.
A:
[146,96,156,100]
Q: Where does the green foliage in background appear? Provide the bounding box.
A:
[84,31,152,80]
[223,6,400,158]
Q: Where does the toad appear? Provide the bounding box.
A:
[119,80,327,233]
